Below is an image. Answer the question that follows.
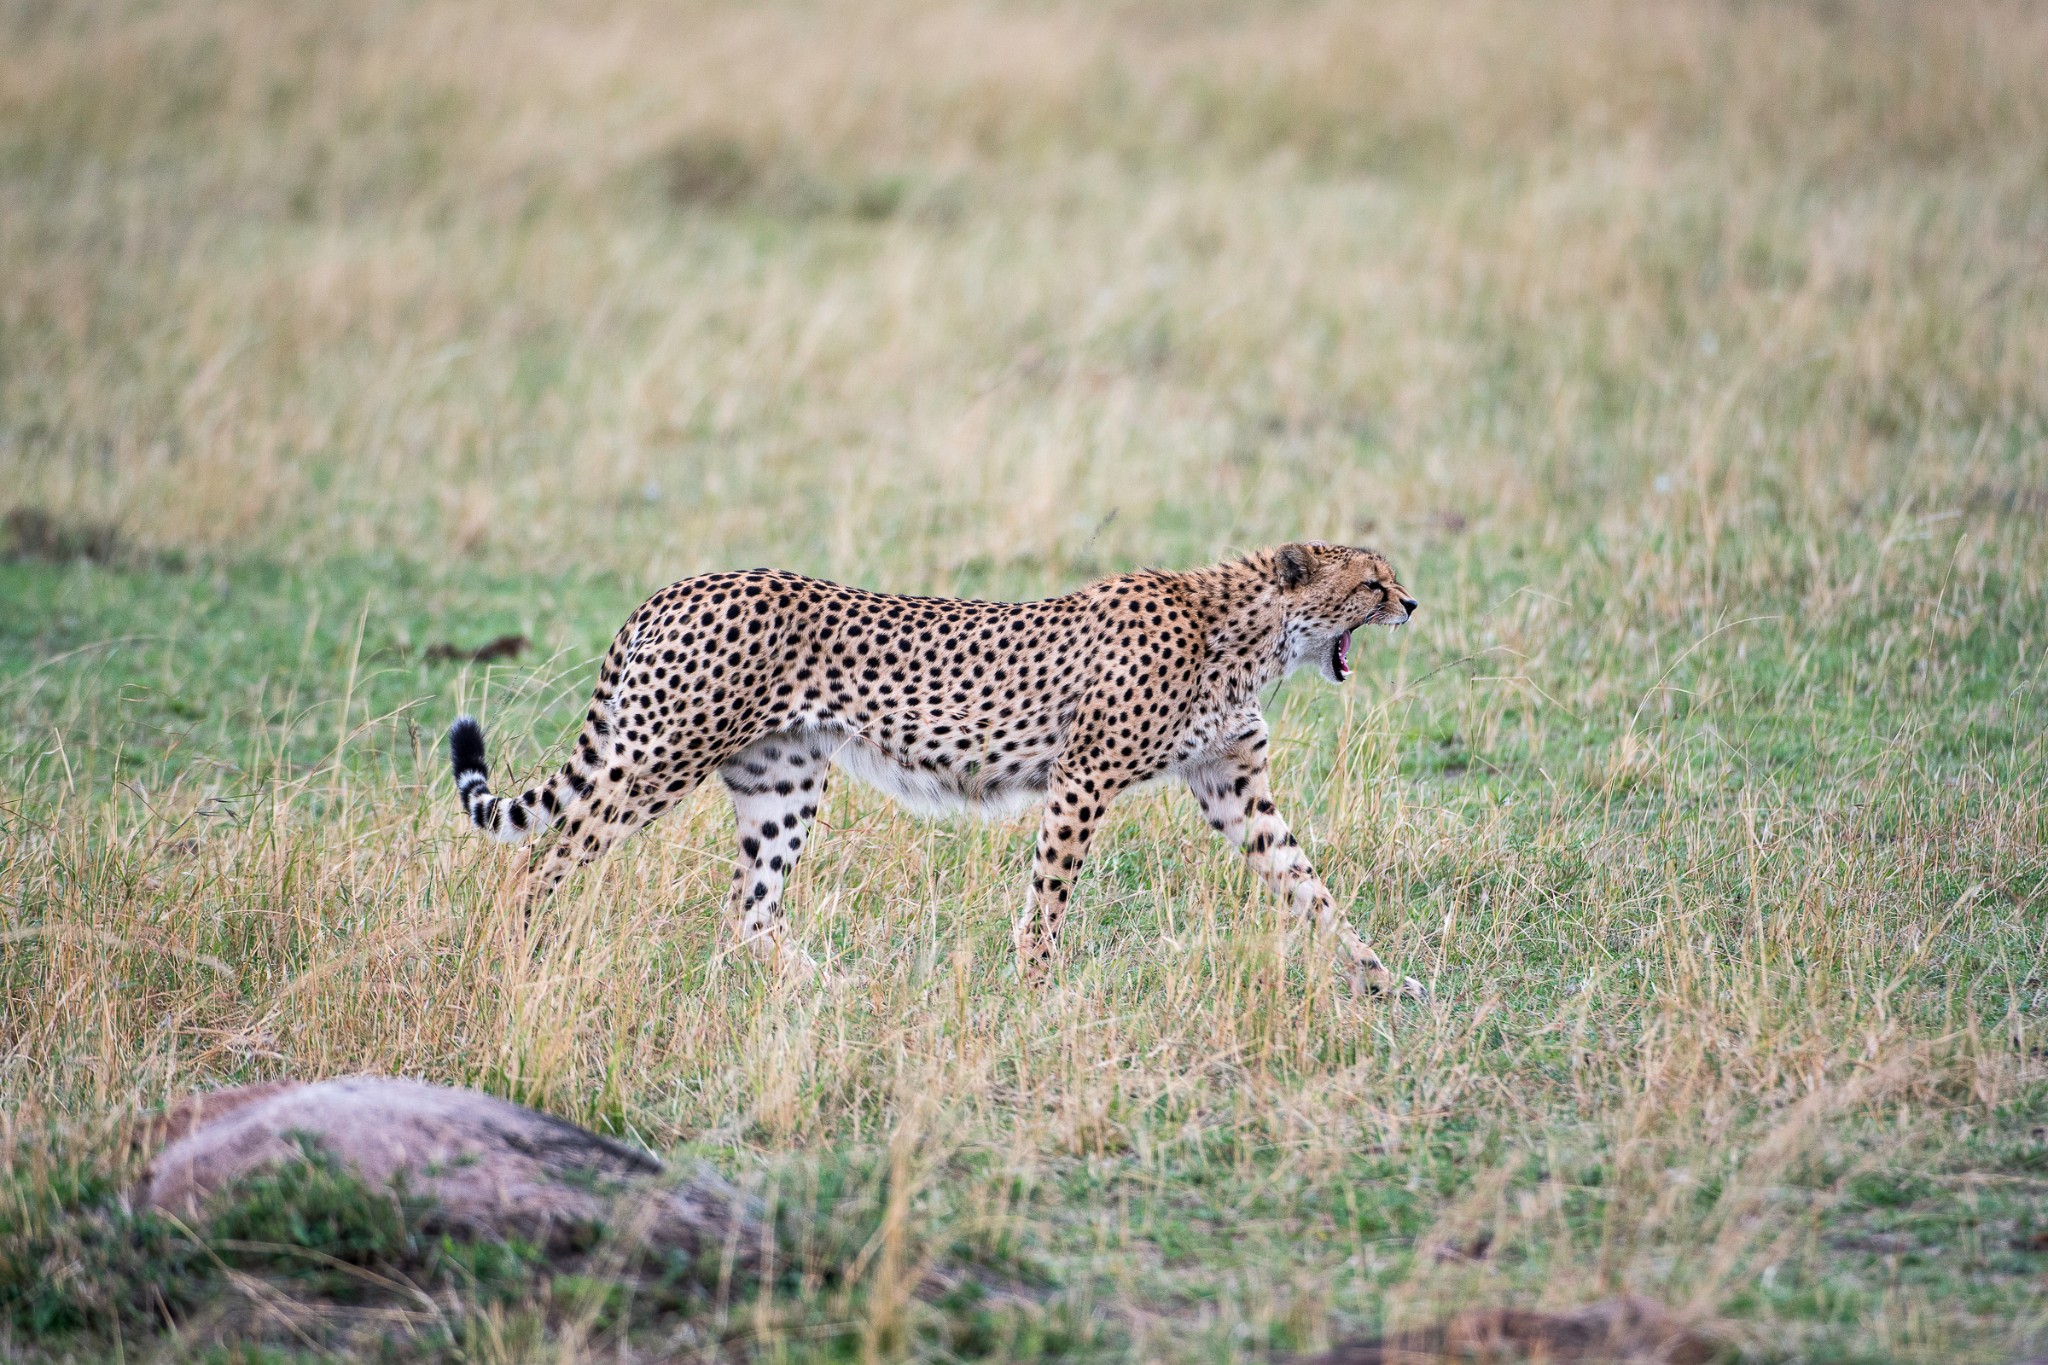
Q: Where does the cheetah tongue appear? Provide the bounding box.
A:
[1332,629,1353,681]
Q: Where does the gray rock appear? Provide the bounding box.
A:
[137,1076,757,1262]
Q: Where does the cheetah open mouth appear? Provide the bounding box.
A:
[1330,629,1354,681]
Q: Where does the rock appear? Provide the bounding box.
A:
[137,1076,757,1262]
[132,1079,304,1155]
[1301,1296,1719,1363]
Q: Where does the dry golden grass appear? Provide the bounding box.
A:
[1,1,2045,1361]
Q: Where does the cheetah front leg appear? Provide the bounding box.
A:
[1184,731,1426,1001]
[1012,763,1129,986]
[719,731,832,978]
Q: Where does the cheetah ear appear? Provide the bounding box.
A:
[1273,543,1319,590]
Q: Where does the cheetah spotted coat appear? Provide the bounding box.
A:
[449,542,1424,996]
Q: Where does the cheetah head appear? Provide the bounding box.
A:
[1273,542,1417,683]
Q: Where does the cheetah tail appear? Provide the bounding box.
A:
[448,715,589,846]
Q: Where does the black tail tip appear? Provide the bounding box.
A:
[449,716,487,775]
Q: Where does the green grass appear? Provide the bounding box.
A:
[3,0,2047,1360]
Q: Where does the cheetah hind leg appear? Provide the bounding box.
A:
[515,760,701,909]
[719,731,832,981]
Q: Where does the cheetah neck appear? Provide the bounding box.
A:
[1174,561,1294,705]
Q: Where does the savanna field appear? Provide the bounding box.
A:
[2,1,2045,1360]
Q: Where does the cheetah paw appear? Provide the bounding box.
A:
[1345,963,1430,1003]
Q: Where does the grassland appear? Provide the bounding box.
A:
[2,0,2046,1360]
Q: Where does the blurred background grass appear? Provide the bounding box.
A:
[6,0,2044,581]
[1,1,2045,1361]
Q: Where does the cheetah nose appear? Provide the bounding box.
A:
[1400,597,1419,614]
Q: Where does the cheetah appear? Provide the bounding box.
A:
[448,543,1425,997]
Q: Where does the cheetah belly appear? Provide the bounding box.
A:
[799,723,1050,821]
